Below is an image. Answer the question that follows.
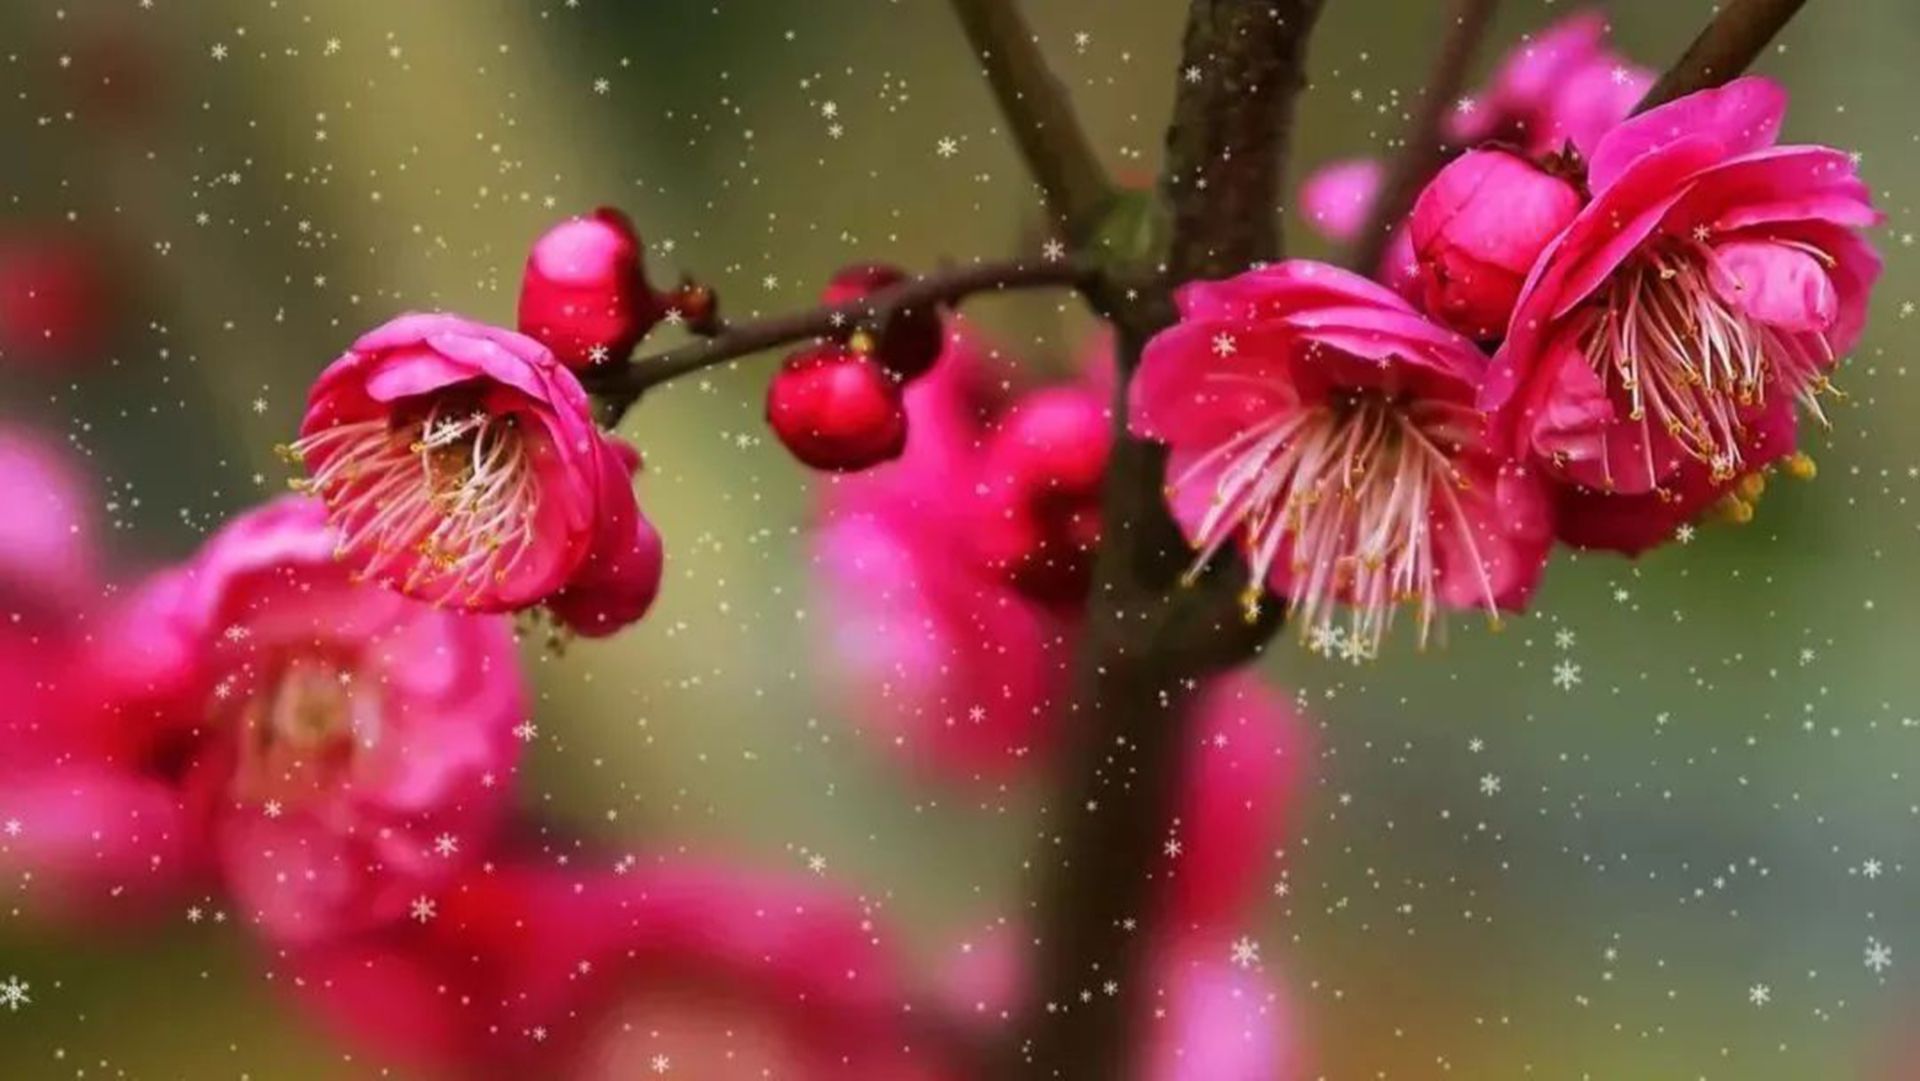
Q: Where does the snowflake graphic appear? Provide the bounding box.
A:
[1228,935,1260,970]
[0,977,28,1012]
[1866,939,1894,974]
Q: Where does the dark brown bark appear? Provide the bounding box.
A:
[1638,0,1810,112]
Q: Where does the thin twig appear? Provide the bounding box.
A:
[584,257,1092,413]
[1637,0,1809,112]
[1348,0,1499,275]
[948,0,1116,240]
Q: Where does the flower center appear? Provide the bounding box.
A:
[1580,237,1834,486]
[1179,388,1495,659]
[229,655,369,806]
[285,397,539,604]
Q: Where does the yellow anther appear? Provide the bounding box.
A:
[1784,452,1817,481]
[848,328,877,355]
[1736,472,1766,502]
[1239,586,1263,624]
[1713,494,1755,524]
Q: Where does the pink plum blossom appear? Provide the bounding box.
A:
[813,330,1097,777]
[1483,77,1880,552]
[61,496,526,943]
[288,313,661,635]
[1449,10,1653,159]
[1133,260,1552,656]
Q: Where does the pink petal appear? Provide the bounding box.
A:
[1708,238,1838,333]
[1588,76,1787,194]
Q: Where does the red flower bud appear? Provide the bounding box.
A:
[1409,148,1582,339]
[517,207,660,370]
[766,342,907,472]
[821,263,944,380]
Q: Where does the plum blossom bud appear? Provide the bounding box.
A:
[765,340,907,472]
[1410,148,1583,339]
[822,263,944,380]
[517,208,661,370]
[285,313,661,633]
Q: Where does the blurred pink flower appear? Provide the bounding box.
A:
[1163,673,1308,935]
[1143,943,1297,1081]
[813,330,1095,778]
[0,430,191,920]
[517,208,662,371]
[1409,148,1584,339]
[1484,77,1880,552]
[290,859,956,1080]
[1450,10,1653,159]
[289,313,661,635]
[1132,260,1551,655]
[32,496,526,943]
[1300,159,1383,244]
[970,384,1110,604]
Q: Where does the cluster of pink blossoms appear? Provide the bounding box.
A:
[1139,32,1878,657]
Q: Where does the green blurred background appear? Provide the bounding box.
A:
[1,0,1916,1076]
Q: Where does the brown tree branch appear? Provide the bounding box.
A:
[1161,0,1328,286]
[1637,0,1809,112]
[948,0,1116,240]
[1008,5,1324,1077]
[1348,0,1499,275]
[582,257,1092,414]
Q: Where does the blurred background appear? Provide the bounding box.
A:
[0,0,1916,1076]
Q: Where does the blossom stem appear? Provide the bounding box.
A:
[1637,0,1810,112]
[584,257,1093,414]
[947,0,1116,241]
[1347,0,1500,276]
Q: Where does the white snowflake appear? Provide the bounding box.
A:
[1748,983,1770,1006]
[1865,938,1894,974]
[0,977,28,1012]
[1228,936,1260,969]
[1551,659,1583,690]
[1210,332,1237,358]
[410,896,437,923]
[935,136,959,158]
[1479,773,1502,796]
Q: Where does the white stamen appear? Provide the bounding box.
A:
[287,399,540,605]
[1582,236,1836,488]
[1178,387,1495,659]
